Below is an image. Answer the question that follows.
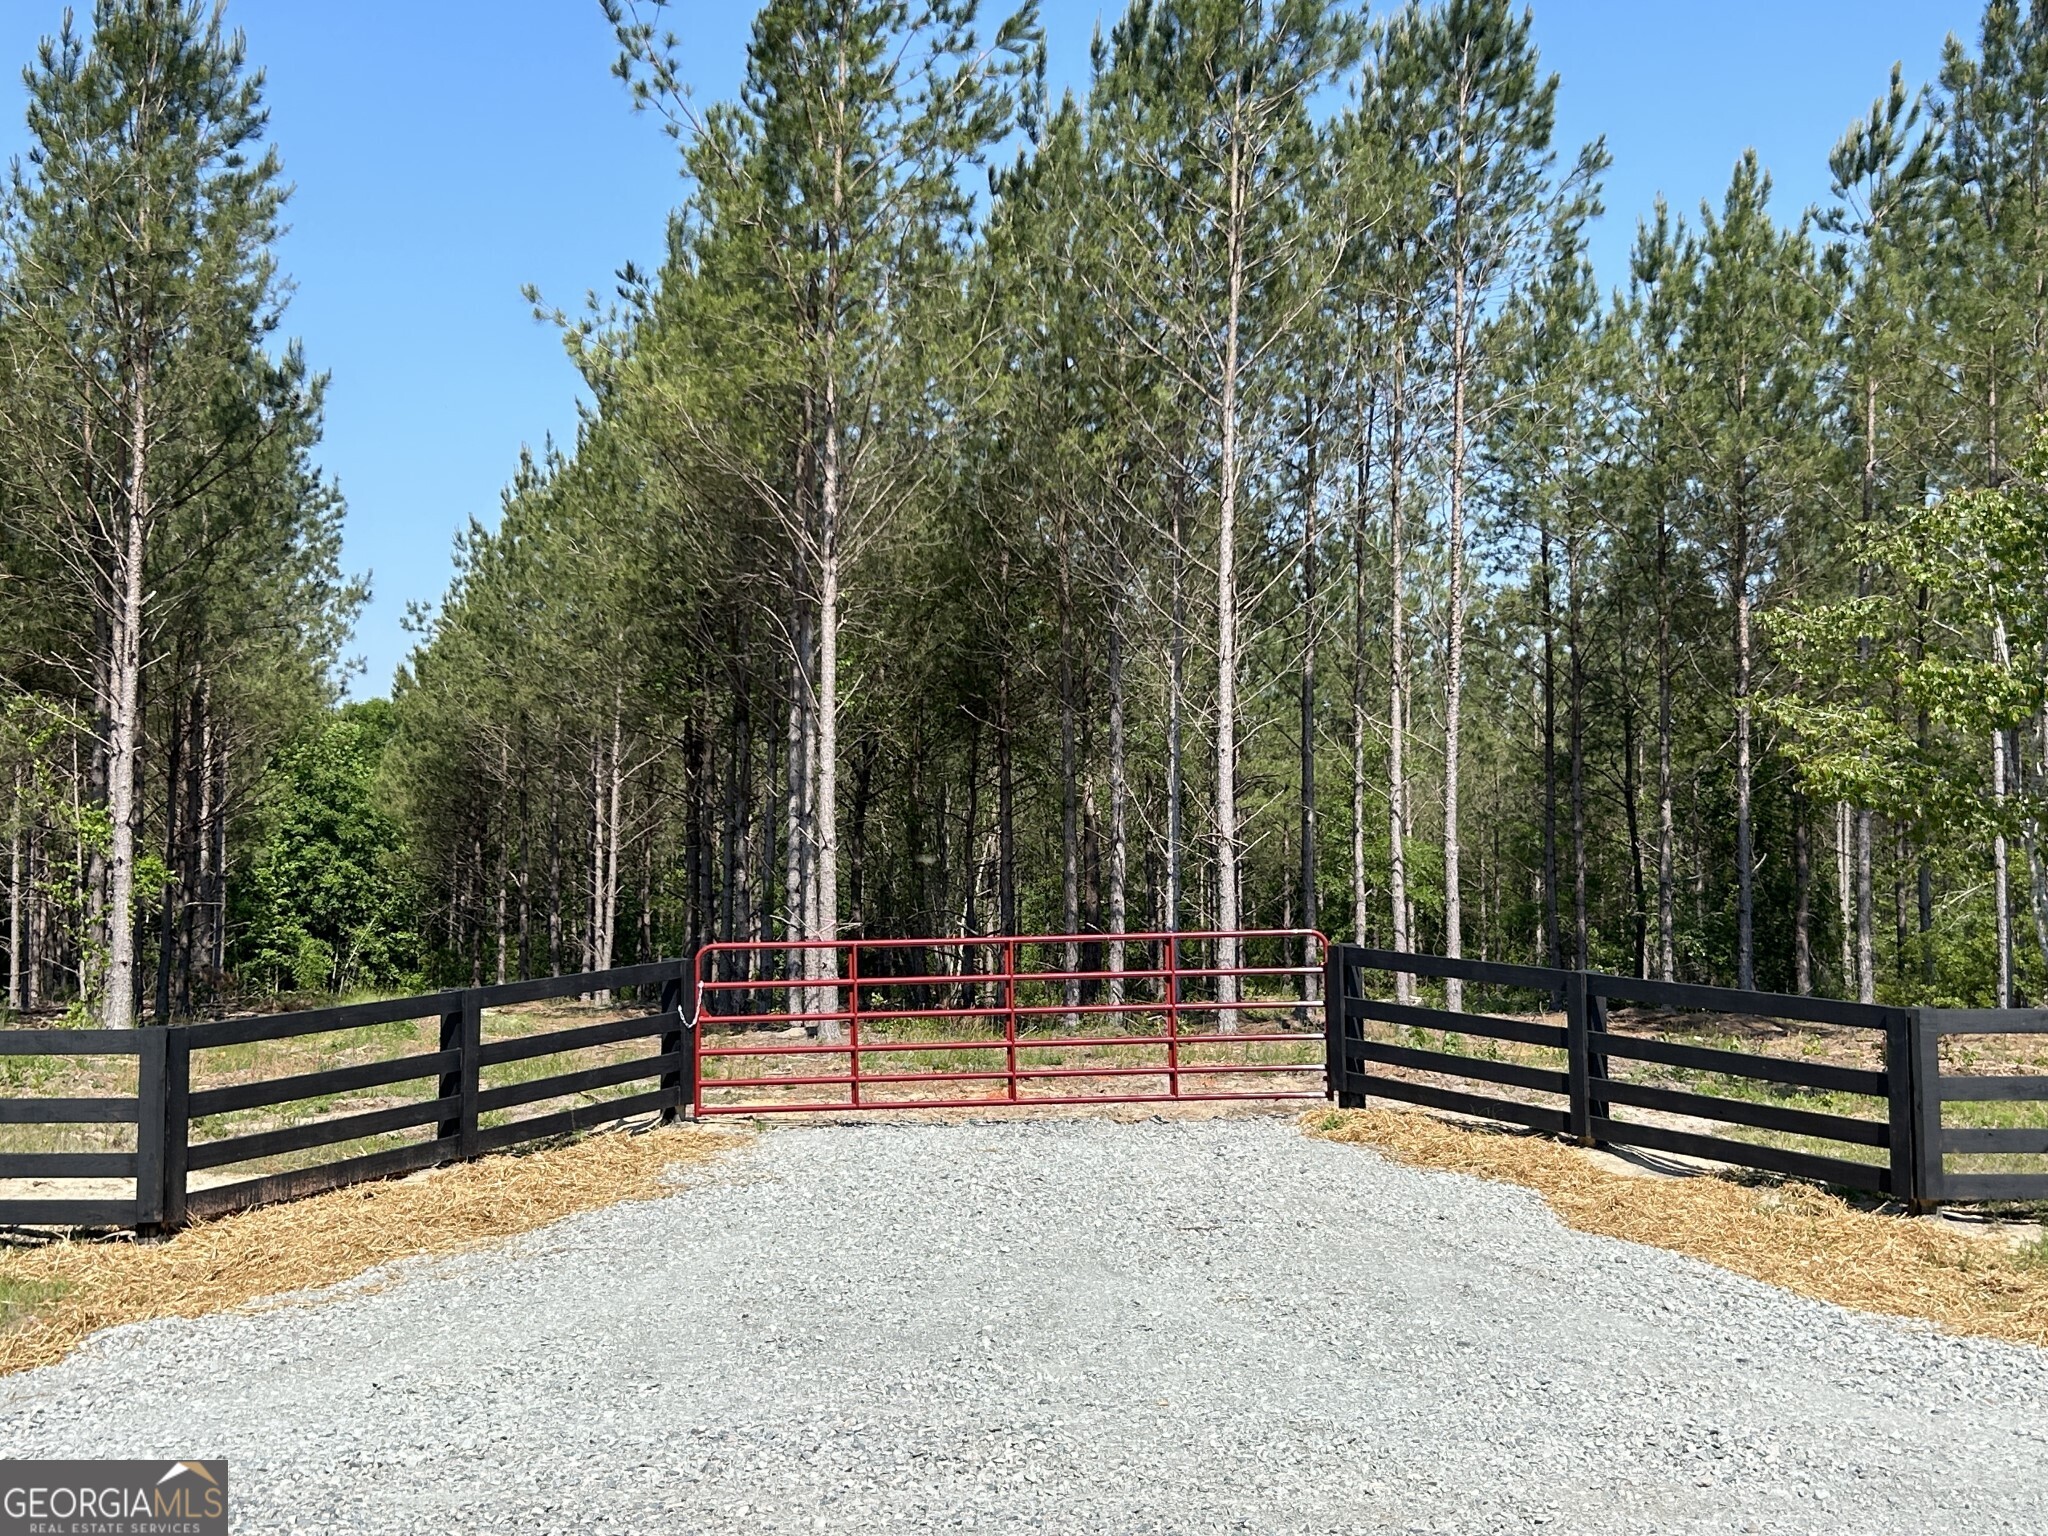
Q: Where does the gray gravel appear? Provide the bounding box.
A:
[2,1116,2046,1534]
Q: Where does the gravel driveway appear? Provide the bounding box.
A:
[2,1116,2045,1534]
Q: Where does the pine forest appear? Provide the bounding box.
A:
[8,0,2048,1027]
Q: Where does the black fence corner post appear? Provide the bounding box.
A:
[1565,971,1593,1146]
[1322,944,1342,1103]
[659,950,694,1124]
[1325,944,1366,1109]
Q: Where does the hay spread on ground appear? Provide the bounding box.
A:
[1306,1108,2048,1350]
[0,1125,733,1376]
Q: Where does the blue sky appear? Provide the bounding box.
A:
[0,0,1987,698]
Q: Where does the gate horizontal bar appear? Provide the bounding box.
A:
[697,928,1324,953]
[698,1029,1315,1058]
[696,1088,1326,1116]
[706,1059,1321,1091]
[701,997,1315,1025]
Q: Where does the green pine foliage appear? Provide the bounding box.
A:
[0,2,360,1022]
[13,0,2048,1018]
[371,0,2048,1012]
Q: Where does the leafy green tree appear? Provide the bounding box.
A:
[235,702,417,997]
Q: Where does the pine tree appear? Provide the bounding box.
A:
[1378,0,1563,1008]
[1676,153,1834,991]
[0,1,348,1024]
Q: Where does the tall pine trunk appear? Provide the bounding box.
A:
[7,768,22,1012]
[1166,482,1187,936]
[1732,485,1755,992]
[1540,521,1560,969]
[1836,802,1855,996]
[104,375,151,1029]
[1443,259,1469,1013]
[1994,726,2013,1009]
[1213,134,1247,1019]
[1059,529,1080,1024]
[815,396,842,1038]
[1386,337,1412,1004]
[1349,328,1375,946]
[997,653,1017,935]
[1656,500,1677,981]
[1567,528,1588,970]
[1298,408,1320,1002]
[1107,598,1128,1004]
[1793,798,1812,995]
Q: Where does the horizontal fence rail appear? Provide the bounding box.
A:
[693,929,1326,1117]
[0,959,693,1232]
[1326,946,2048,1206]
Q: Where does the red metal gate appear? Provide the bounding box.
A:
[691,929,1325,1116]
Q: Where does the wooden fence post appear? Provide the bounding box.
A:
[438,993,481,1161]
[161,1026,190,1230]
[1565,971,1593,1145]
[1884,1009,1917,1207]
[459,992,482,1159]
[1910,1007,1944,1210]
[1322,944,1342,1103]
[1324,944,1365,1108]
[1586,984,1610,1131]
[134,1028,167,1231]
[659,952,694,1124]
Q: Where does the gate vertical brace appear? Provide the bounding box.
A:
[847,943,861,1110]
[1003,939,1019,1104]
[1565,970,1593,1145]
[1322,944,1341,1102]
[1165,934,1182,1099]
[437,998,465,1153]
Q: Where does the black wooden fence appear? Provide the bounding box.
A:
[1323,945,2048,1207]
[6,946,2044,1230]
[0,959,693,1232]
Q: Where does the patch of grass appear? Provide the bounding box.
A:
[0,1277,69,1334]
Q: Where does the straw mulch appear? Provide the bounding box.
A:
[1305,1108,2048,1350]
[0,1125,733,1375]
